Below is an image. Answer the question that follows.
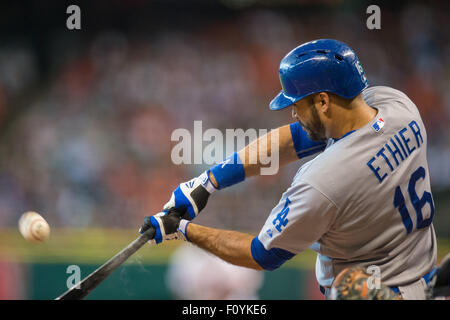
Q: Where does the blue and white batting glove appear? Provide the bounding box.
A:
[139,210,191,245]
[163,171,217,220]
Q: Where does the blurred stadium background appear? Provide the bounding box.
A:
[0,0,449,299]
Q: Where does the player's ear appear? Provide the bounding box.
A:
[316,92,330,113]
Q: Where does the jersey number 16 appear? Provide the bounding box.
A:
[393,166,435,234]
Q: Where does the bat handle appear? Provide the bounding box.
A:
[141,226,156,242]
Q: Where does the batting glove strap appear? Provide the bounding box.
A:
[144,212,184,245]
[177,219,191,242]
[163,173,213,220]
[199,170,217,194]
[149,215,166,244]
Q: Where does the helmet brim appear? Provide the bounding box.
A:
[269,91,301,110]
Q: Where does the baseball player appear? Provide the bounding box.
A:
[139,39,438,300]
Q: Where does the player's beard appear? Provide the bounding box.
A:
[298,104,327,142]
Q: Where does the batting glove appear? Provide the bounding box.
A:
[163,171,216,220]
[139,209,190,245]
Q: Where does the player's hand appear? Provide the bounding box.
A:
[163,171,216,220]
[139,209,190,245]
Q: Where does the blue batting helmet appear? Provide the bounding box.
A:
[270,39,369,110]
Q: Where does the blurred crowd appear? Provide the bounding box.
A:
[0,3,449,233]
[166,243,263,299]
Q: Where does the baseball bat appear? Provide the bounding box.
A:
[55,227,156,300]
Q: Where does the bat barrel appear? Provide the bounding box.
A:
[56,227,156,300]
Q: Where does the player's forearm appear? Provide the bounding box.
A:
[167,123,325,218]
[237,124,298,178]
[185,223,263,271]
[206,122,326,189]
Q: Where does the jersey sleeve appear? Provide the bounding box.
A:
[251,180,338,270]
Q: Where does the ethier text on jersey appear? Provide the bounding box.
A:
[367,120,423,183]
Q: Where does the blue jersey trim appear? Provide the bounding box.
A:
[297,144,328,159]
[332,130,356,143]
[289,122,326,159]
[250,237,295,271]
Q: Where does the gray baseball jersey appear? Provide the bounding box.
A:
[257,86,437,288]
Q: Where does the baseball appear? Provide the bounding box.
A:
[18,211,50,243]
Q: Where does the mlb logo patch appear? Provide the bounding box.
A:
[372,117,385,132]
